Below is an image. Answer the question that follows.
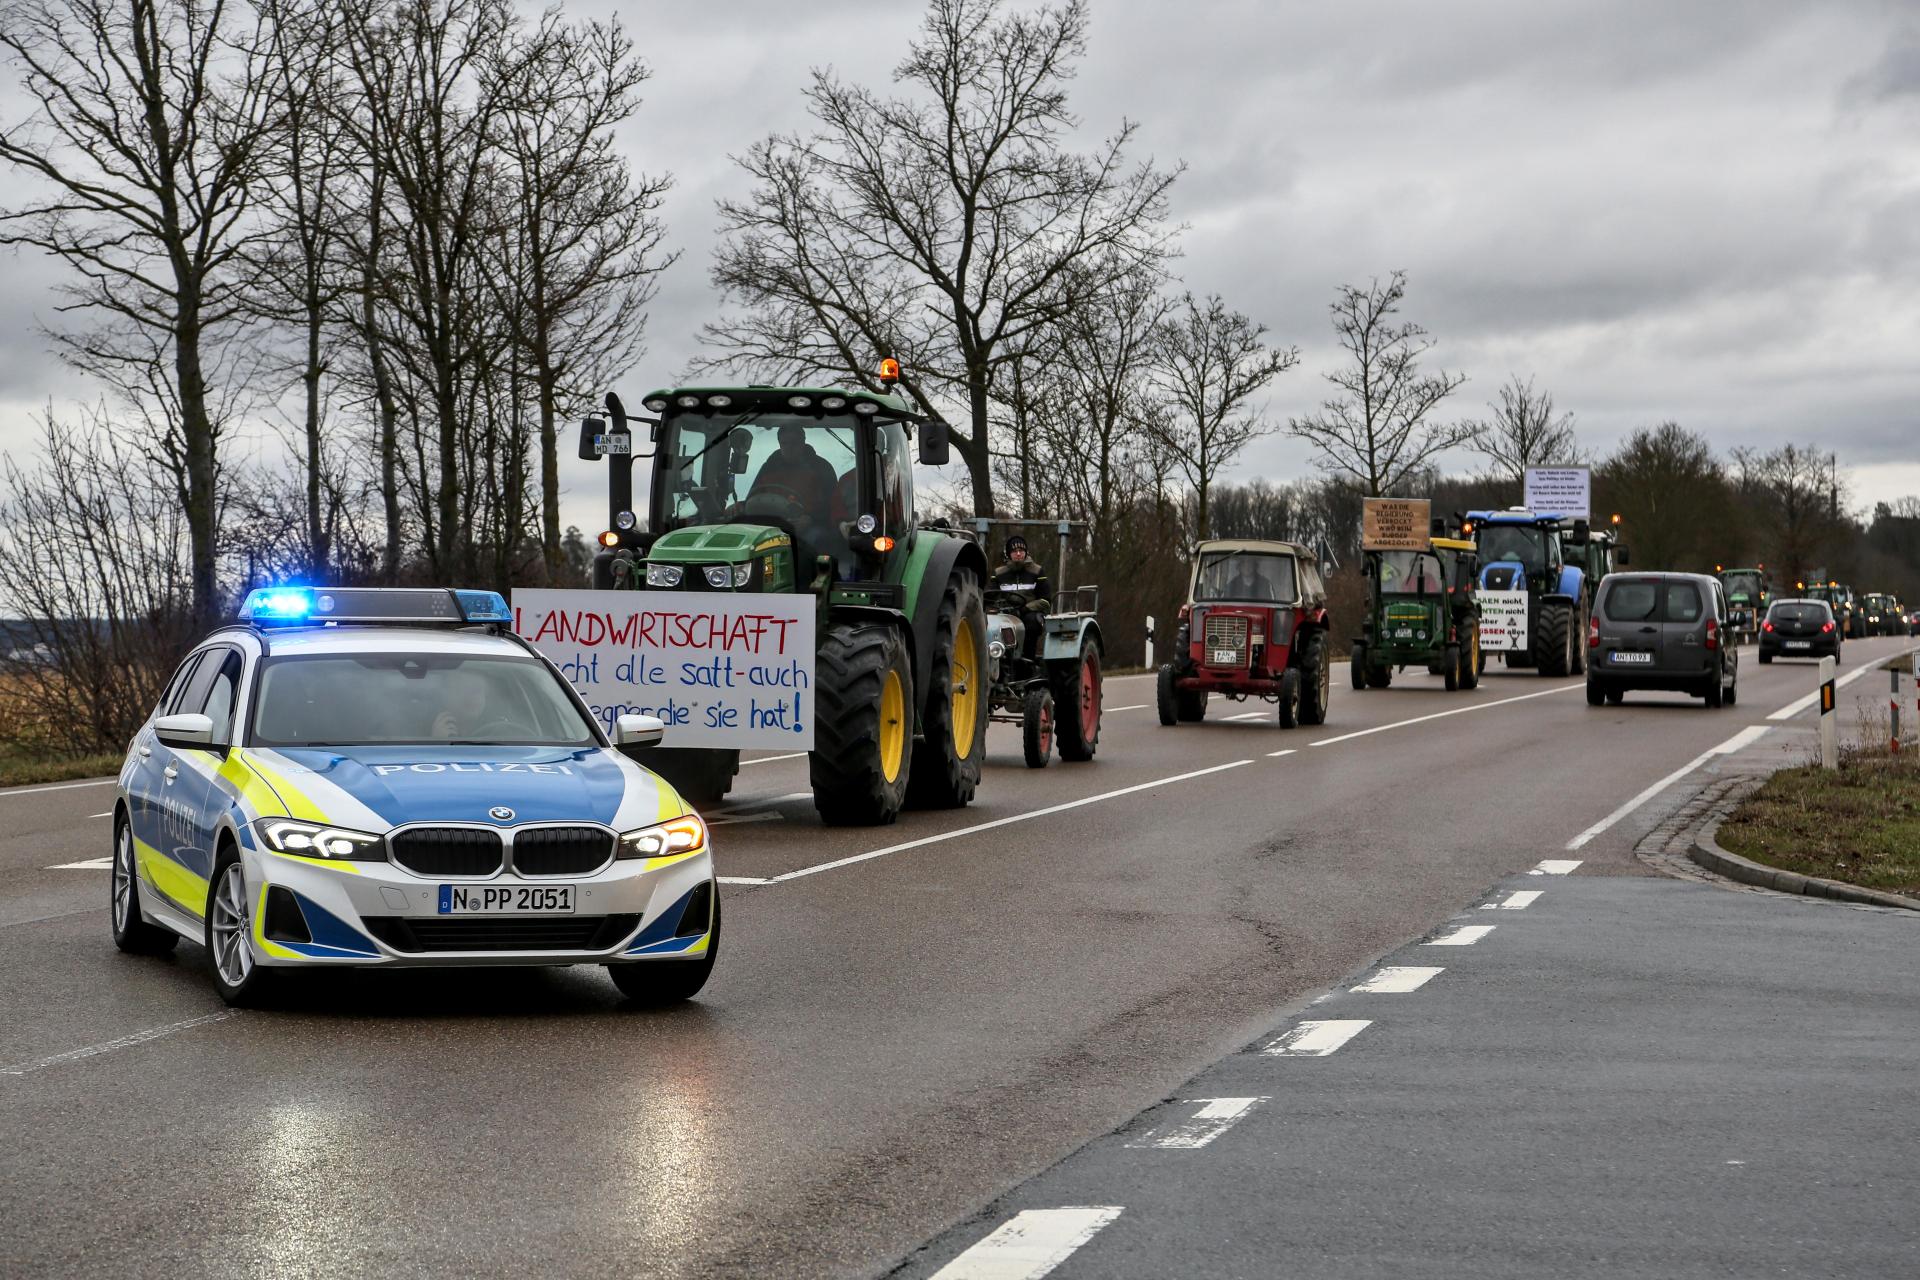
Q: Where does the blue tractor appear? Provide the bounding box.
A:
[1466,508,1624,677]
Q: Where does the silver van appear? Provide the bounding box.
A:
[1585,572,1738,707]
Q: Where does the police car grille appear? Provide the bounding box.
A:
[363,915,640,953]
[512,827,614,875]
[1202,614,1250,664]
[389,828,504,877]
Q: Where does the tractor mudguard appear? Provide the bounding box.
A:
[898,534,989,705]
[1555,565,1585,600]
[1538,592,1577,609]
[1042,616,1102,663]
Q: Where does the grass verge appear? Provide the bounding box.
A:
[1717,749,1920,897]
[0,748,122,790]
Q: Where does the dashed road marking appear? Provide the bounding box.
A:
[1427,924,1496,945]
[930,1206,1123,1280]
[1309,683,1584,747]
[1483,890,1541,910]
[48,856,112,870]
[1530,859,1582,875]
[1106,704,1147,712]
[1224,711,1266,722]
[1352,965,1442,993]
[1261,1019,1371,1056]
[1266,748,1297,758]
[716,876,771,885]
[739,752,808,766]
[1565,725,1770,849]
[1,1011,237,1077]
[1126,1097,1265,1149]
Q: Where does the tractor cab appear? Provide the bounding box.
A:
[1157,539,1332,730]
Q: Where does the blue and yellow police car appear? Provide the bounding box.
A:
[110,586,717,1006]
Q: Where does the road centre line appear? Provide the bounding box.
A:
[766,760,1254,885]
[1,1011,236,1077]
[739,752,808,766]
[49,856,113,870]
[0,777,116,799]
[1126,1097,1265,1149]
[1262,1019,1371,1056]
[1531,859,1582,875]
[1767,656,1889,721]
[1565,724,1771,850]
[1428,924,1496,945]
[1266,748,1297,758]
[930,1206,1123,1280]
[1352,965,1442,993]
[717,876,772,885]
[1106,703,1147,712]
[1309,682,1584,747]
[1482,891,1540,910]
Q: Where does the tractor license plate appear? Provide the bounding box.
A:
[438,884,575,914]
[1211,648,1238,665]
[1609,651,1652,664]
[1785,640,1811,650]
[1393,628,1413,638]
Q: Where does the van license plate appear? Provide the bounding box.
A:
[1609,652,1652,664]
[438,885,575,914]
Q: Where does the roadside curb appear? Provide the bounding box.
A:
[1690,816,1920,912]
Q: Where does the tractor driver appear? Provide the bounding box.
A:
[993,534,1052,659]
[746,422,836,515]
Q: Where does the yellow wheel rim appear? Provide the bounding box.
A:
[951,620,981,761]
[879,667,906,784]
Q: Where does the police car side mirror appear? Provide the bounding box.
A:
[614,713,666,747]
[154,712,215,751]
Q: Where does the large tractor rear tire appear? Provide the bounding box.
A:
[1297,631,1330,726]
[811,623,914,826]
[1536,602,1574,677]
[907,571,987,809]
[1053,638,1103,762]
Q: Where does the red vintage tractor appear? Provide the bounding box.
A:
[1156,539,1333,729]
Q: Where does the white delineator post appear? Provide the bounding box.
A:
[1818,654,1837,770]
[1893,661,1903,755]
[1144,615,1155,669]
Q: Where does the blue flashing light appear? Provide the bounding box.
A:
[242,587,314,622]
[454,590,511,622]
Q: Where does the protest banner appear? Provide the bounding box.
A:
[1523,467,1591,519]
[1362,497,1432,551]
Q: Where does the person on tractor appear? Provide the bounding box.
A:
[748,421,837,513]
[993,534,1052,658]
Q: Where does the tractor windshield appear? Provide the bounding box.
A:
[1721,571,1764,602]
[1375,551,1445,595]
[1475,525,1550,574]
[659,412,861,537]
[1194,551,1297,603]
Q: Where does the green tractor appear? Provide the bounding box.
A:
[1715,566,1771,645]
[1351,535,1482,691]
[579,372,989,826]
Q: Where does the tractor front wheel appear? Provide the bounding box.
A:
[1052,640,1103,762]
[1537,602,1575,677]
[1350,644,1368,690]
[1365,663,1393,689]
[1460,629,1482,690]
[1297,631,1330,726]
[907,571,987,809]
[1277,667,1301,730]
[1022,687,1054,768]
[1158,664,1206,723]
[1443,643,1462,692]
[811,623,914,826]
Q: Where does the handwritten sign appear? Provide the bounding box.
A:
[1524,467,1590,519]
[513,589,815,750]
[1478,590,1529,652]
[1362,498,1431,551]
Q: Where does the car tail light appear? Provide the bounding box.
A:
[1587,616,1599,649]
[1704,617,1718,650]
[1821,620,1835,634]
[1762,621,1773,633]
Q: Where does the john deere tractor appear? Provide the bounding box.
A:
[579,372,988,826]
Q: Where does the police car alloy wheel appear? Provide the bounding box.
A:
[110,817,177,956]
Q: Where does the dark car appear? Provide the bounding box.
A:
[1757,598,1842,664]
[1586,572,1738,707]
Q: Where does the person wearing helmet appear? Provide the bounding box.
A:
[993,534,1052,659]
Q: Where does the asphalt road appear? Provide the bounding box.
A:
[2,636,1913,1277]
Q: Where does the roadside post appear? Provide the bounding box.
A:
[1818,655,1837,770]
[1144,615,1155,669]
[1893,662,1903,755]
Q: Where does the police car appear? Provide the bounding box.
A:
[110,586,718,1006]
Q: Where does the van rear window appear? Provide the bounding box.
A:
[1600,579,1658,621]
[1663,583,1703,623]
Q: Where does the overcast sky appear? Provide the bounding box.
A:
[3,0,1917,538]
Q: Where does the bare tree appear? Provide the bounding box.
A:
[1471,374,1580,484]
[0,0,274,628]
[1598,422,1734,572]
[1729,442,1845,586]
[1149,293,1299,540]
[1287,271,1473,498]
[703,0,1180,514]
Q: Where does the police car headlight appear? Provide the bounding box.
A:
[617,815,707,860]
[646,563,683,587]
[257,818,387,861]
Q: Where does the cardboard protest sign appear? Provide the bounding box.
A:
[513,589,815,750]
[1477,590,1530,652]
[1523,467,1590,519]
[1362,498,1432,551]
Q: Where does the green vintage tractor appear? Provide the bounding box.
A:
[1350,535,1482,691]
[579,370,988,826]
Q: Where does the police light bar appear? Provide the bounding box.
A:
[238,586,512,626]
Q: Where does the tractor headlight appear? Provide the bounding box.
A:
[257,819,387,861]
[616,815,707,860]
[855,514,877,534]
[989,639,1006,658]
[703,564,752,588]
[615,510,636,530]
[646,563,684,587]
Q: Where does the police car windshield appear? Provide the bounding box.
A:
[1195,552,1296,603]
[251,654,597,748]
[1476,526,1549,573]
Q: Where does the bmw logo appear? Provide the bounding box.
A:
[488,806,515,823]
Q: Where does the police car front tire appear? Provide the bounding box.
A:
[607,897,719,1006]
[206,849,279,1007]
[111,817,177,956]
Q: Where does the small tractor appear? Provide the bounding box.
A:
[578,366,990,826]
[1860,591,1901,637]
[1715,566,1771,645]
[1467,508,1625,677]
[1156,539,1332,729]
[970,518,1105,769]
[1351,535,1482,691]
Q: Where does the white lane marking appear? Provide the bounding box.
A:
[1266,748,1297,758]
[718,792,811,811]
[716,875,771,885]
[739,752,808,766]
[1768,656,1887,721]
[1262,1019,1371,1056]
[1483,891,1541,910]
[1565,725,1771,850]
[89,811,112,819]
[49,856,113,870]
[1309,683,1583,747]
[707,812,783,827]
[1126,1097,1264,1149]
[1428,924,1496,945]
[1222,710,1267,722]
[1,1011,237,1077]
[0,777,116,799]
[931,1206,1123,1280]
[769,760,1254,884]
[1352,965,1442,993]
[1530,859,1582,875]
[1106,704,1147,712]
